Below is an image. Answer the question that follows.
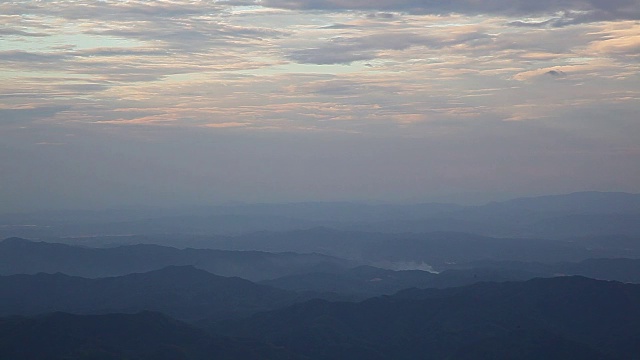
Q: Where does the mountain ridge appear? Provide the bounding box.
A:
[0,265,306,321]
[0,237,352,281]
[214,276,640,359]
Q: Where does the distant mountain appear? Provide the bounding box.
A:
[261,265,541,298]
[480,191,640,214]
[216,276,640,359]
[0,311,302,360]
[261,257,640,297]
[559,258,640,282]
[7,256,639,320]
[4,232,638,284]
[356,192,640,238]
[463,257,640,284]
[262,254,640,298]
[0,237,352,281]
[0,202,461,238]
[0,266,309,321]
[2,192,639,240]
[261,266,438,297]
[163,228,638,268]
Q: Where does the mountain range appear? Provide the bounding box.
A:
[2,192,640,239]
[4,275,640,359]
[0,237,351,281]
[214,276,640,359]
[0,266,303,321]
[2,192,640,358]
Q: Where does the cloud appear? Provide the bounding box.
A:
[0,1,224,21]
[287,32,429,64]
[320,23,359,29]
[202,122,251,128]
[260,0,640,24]
[285,29,491,64]
[288,47,375,64]
[0,28,49,37]
[587,23,640,58]
[0,50,69,65]
[366,12,396,19]
[1,0,638,136]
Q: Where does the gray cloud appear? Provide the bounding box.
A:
[0,50,69,64]
[0,1,224,21]
[509,9,634,27]
[0,28,49,37]
[287,30,493,64]
[366,12,396,19]
[0,107,69,125]
[287,32,434,64]
[81,18,287,51]
[261,0,640,24]
[73,48,170,57]
[0,50,171,82]
[289,47,376,64]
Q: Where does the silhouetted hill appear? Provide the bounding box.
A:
[215,276,640,359]
[0,238,351,281]
[0,266,310,321]
[0,311,302,360]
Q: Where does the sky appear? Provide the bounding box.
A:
[1,0,639,212]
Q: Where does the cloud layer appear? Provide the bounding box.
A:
[0,0,639,210]
[261,0,640,22]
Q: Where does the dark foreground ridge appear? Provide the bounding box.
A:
[213,276,640,359]
[2,275,640,359]
[0,311,302,360]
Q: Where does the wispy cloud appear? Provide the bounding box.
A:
[0,0,638,209]
[259,0,640,22]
